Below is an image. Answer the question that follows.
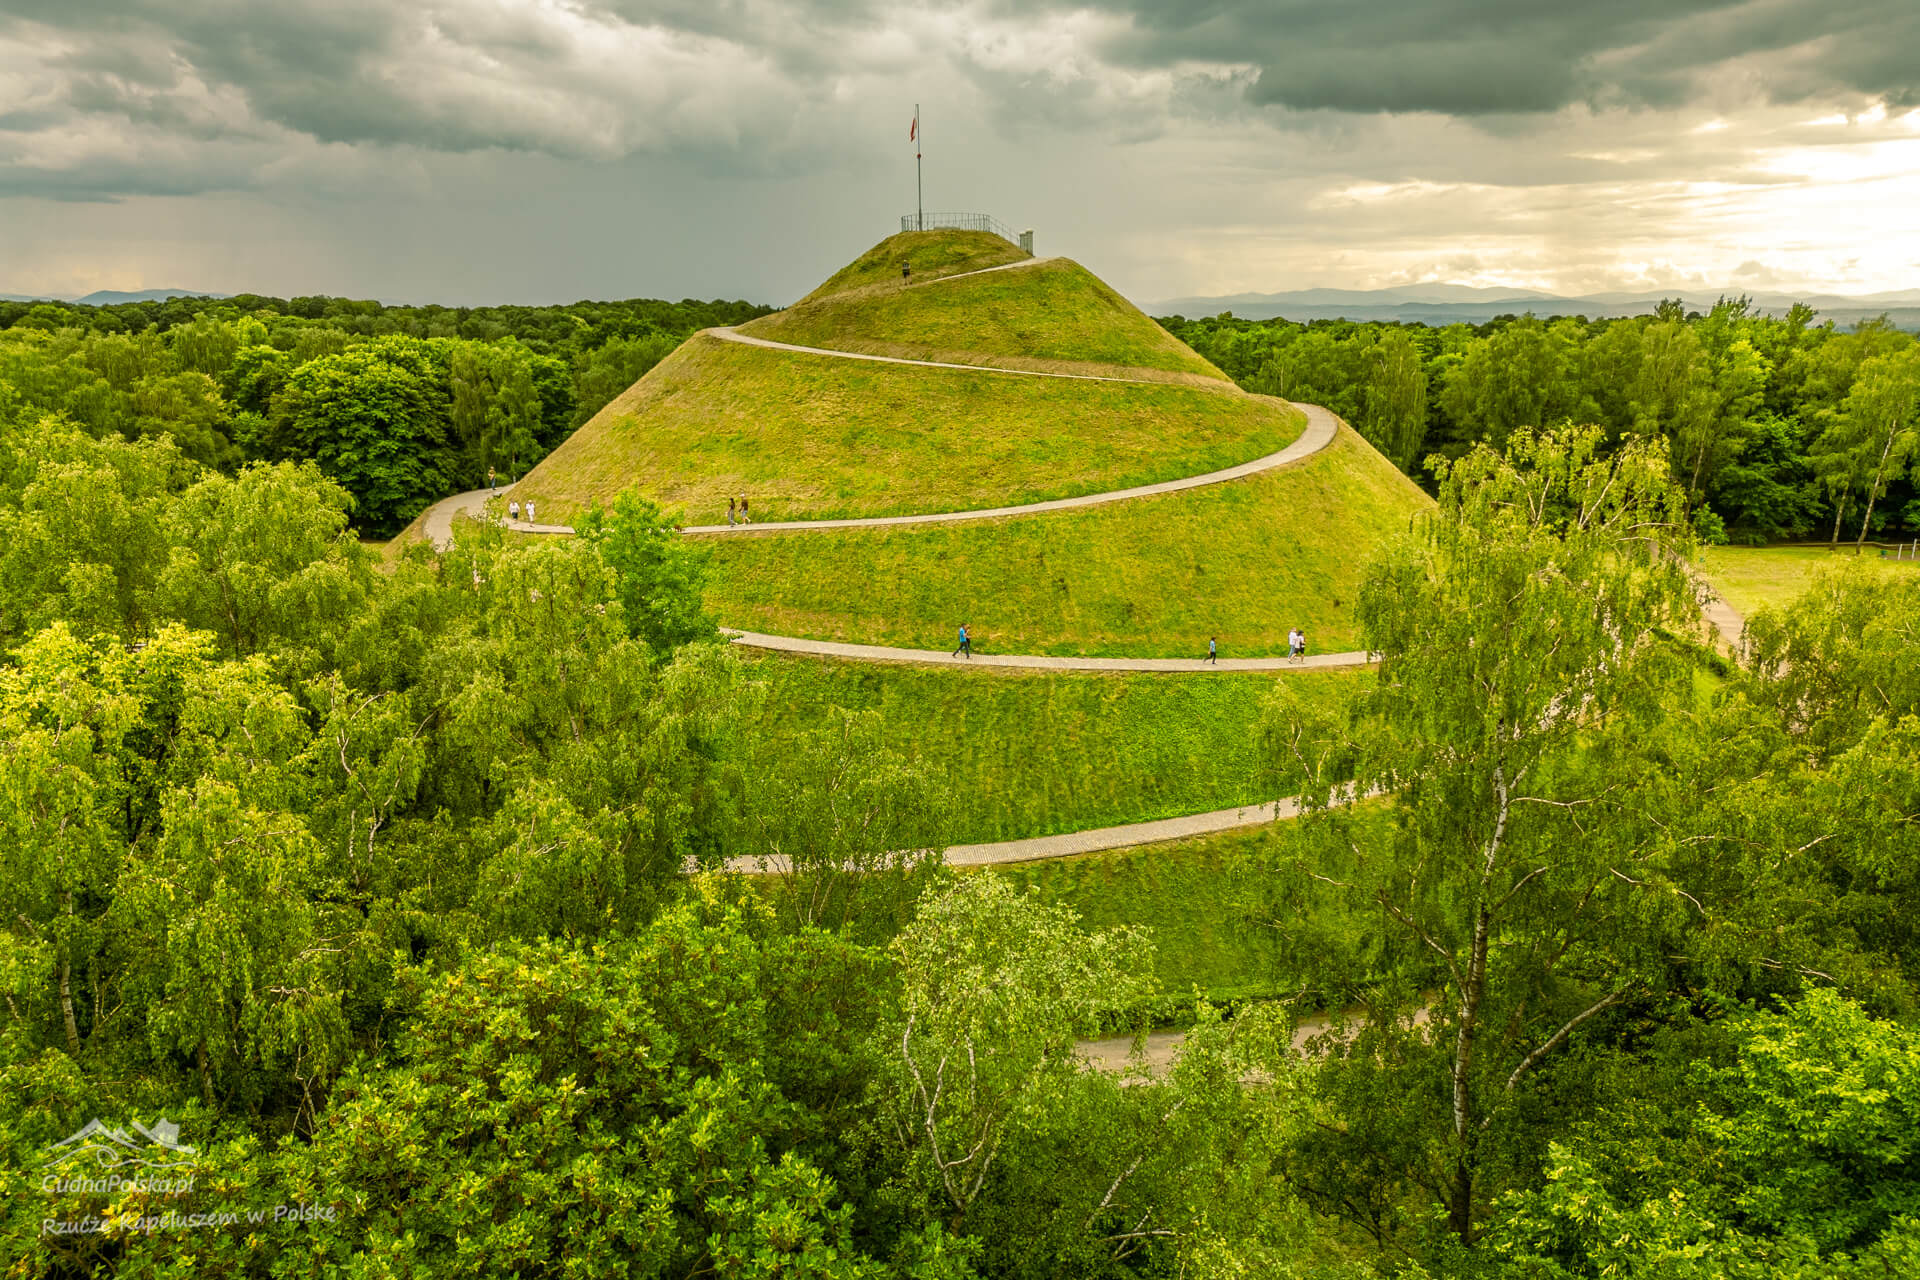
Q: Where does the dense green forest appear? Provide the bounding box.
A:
[1163,301,1920,546]
[0,294,771,535]
[3,343,1917,1275]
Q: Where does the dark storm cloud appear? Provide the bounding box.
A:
[3,1,888,154]
[1042,0,1920,116]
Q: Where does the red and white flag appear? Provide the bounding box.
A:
[909,113,918,142]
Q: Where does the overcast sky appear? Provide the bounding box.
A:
[3,0,1918,306]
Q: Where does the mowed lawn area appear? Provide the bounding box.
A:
[707,426,1431,657]
[511,334,1302,524]
[740,257,1229,384]
[1700,544,1920,616]
[741,653,1363,844]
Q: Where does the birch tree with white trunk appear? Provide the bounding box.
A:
[1265,425,1699,1247]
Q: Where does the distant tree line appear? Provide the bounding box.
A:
[1162,300,1920,546]
[0,293,771,535]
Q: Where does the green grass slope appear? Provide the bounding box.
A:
[801,230,1028,301]
[707,425,1430,657]
[991,804,1394,1007]
[741,256,1228,384]
[512,333,1302,524]
[744,653,1359,844]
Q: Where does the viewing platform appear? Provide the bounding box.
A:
[901,211,1033,255]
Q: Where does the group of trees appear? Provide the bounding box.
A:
[0,293,769,535]
[0,395,1307,1276]
[3,300,1918,1275]
[1164,301,1920,546]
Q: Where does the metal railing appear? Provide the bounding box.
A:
[901,212,1020,245]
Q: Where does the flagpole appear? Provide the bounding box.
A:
[915,104,923,231]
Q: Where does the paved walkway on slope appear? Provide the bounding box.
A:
[909,254,1058,286]
[724,629,1368,672]
[676,399,1332,532]
[709,324,1181,387]
[725,796,1308,874]
[428,401,1338,541]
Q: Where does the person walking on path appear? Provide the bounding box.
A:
[488,466,497,495]
[1206,636,1218,664]
[525,500,535,524]
[510,498,521,522]
[1288,628,1307,663]
[740,495,750,524]
[953,622,971,659]
[728,497,736,527]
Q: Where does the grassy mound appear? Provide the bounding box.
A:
[743,653,1361,844]
[512,333,1302,524]
[802,230,1028,302]
[707,425,1430,657]
[741,256,1228,384]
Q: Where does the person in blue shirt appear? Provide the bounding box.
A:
[1206,636,1217,664]
[953,622,971,659]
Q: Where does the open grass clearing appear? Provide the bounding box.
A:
[707,426,1429,657]
[512,334,1303,525]
[742,257,1228,384]
[741,652,1361,845]
[1699,544,1920,617]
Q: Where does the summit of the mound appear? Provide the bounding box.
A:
[511,230,1287,524]
[801,230,1028,303]
[742,250,1229,384]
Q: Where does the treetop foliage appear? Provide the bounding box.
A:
[1167,302,1920,545]
[0,293,772,536]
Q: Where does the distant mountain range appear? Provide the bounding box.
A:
[2,288,228,305]
[1148,285,1920,330]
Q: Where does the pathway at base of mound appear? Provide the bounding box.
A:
[1701,591,1746,651]
[725,629,1369,672]
[709,324,1185,387]
[724,797,1305,873]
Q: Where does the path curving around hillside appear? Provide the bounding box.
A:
[708,323,1183,387]
[909,254,1058,287]
[418,400,1340,544]
[723,629,1368,672]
